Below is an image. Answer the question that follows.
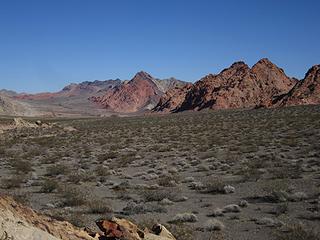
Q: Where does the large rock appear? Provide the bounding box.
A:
[274,65,320,106]
[153,83,193,113]
[96,217,176,240]
[0,195,94,240]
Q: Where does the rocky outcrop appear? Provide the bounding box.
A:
[91,72,188,113]
[274,65,320,106]
[154,77,188,93]
[158,59,297,112]
[0,195,94,240]
[153,84,193,112]
[96,217,176,240]
[0,195,176,240]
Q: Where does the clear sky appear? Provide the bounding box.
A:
[0,0,319,93]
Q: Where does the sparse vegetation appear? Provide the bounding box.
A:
[275,224,320,240]
[0,105,319,240]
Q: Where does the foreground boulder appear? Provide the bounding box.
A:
[96,217,176,240]
[0,195,94,240]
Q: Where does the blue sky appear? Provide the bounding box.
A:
[0,0,319,93]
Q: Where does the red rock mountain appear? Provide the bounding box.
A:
[154,59,298,112]
[153,83,193,112]
[274,65,320,106]
[91,71,188,113]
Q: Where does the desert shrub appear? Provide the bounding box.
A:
[201,177,225,194]
[12,192,30,205]
[204,219,225,231]
[140,189,168,202]
[275,224,320,240]
[261,179,290,202]
[0,147,5,155]
[67,212,87,228]
[256,217,283,227]
[97,151,118,162]
[1,175,26,189]
[140,189,174,202]
[59,186,86,206]
[95,166,110,176]
[169,213,198,224]
[271,163,303,180]
[123,201,167,215]
[40,179,59,193]
[46,164,70,176]
[10,160,33,174]
[87,199,113,214]
[138,218,159,231]
[40,155,60,164]
[157,174,180,187]
[165,223,194,240]
[239,158,265,182]
[273,203,289,216]
[67,172,94,184]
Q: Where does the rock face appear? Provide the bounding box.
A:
[91,72,188,113]
[153,84,193,112]
[96,217,176,240]
[154,59,297,112]
[0,195,176,240]
[275,65,320,106]
[0,195,94,240]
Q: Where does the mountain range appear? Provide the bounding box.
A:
[0,58,319,116]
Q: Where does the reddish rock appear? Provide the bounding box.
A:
[153,83,193,112]
[91,72,188,113]
[96,217,176,240]
[91,72,162,113]
[275,65,320,106]
[174,58,297,111]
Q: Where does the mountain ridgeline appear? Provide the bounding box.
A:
[153,58,320,113]
[1,58,319,116]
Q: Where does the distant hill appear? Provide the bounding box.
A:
[15,79,122,100]
[0,93,38,116]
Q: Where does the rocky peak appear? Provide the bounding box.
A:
[133,71,154,81]
[274,64,320,106]
[230,61,249,69]
[220,61,250,79]
[304,64,320,80]
[167,58,297,112]
[251,58,285,73]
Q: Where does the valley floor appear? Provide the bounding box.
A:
[0,105,320,240]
